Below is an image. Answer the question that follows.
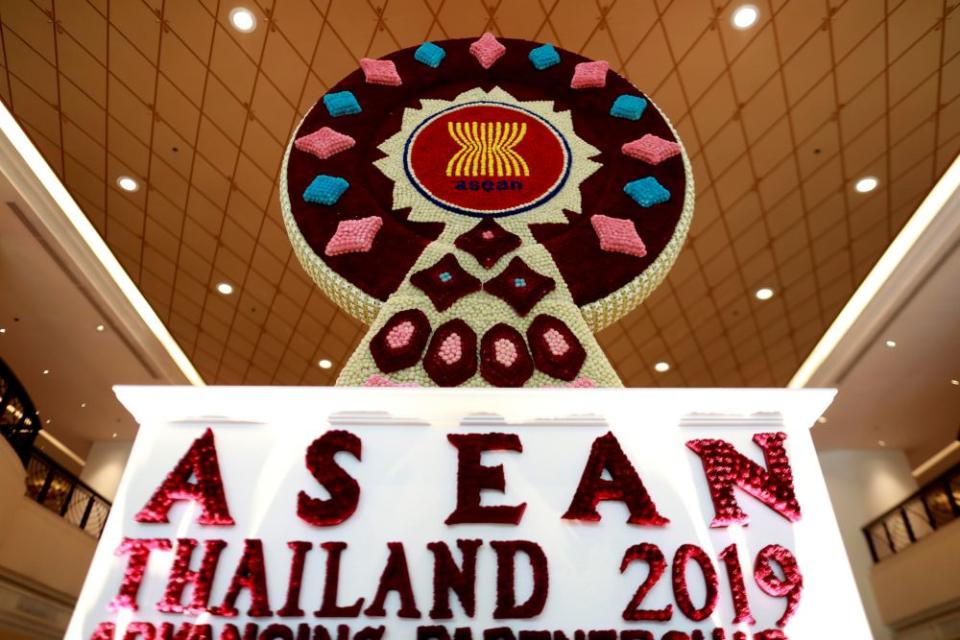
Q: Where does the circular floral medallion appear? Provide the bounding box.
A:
[281,35,694,387]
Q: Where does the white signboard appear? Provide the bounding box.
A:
[67,387,871,640]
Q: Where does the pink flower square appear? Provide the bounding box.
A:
[364,374,420,388]
[294,127,356,160]
[360,57,402,86]
[324,216,384,256]
[566,377,596,388]
[622,133,681,165]
[570,60,609,89]
[590,214,647,258]
[469,32,507,69]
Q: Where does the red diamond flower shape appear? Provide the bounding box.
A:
[360,57,402,86]
[294,127,355,160]
[621,133,681,165]
[591,215,647,258]
[454,218,522,269]
[409,253,482,312]
[483,257,556,316]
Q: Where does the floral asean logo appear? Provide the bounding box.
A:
[404,102,572,218]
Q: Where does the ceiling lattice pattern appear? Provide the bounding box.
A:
[0,0,957,387]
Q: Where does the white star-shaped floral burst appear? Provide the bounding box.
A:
[374,87,601,241]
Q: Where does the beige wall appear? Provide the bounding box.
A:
[872,518,960,628]
[79,439,133,502]
[819,448,918,640]
[0,438,96,597]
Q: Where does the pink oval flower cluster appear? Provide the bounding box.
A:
[386,321,415,350]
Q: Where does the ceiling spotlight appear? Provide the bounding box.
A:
[96,324,105,332]
[45,419,50,425]
[854,176,879,193]
[0,328,6,334]
[885,340,896,348]
[42,369,49,375]
[654,361,670,373]
[116,175,139,192]
[731,4,759,29]
[318,359,333,369]
[755,287,774,301]
[951,379,959,386]
[80,402,87,408]
[216,282,234,295]
[817,416,828,424]
[112,432,118,439]
[229,7,257,32]
[878,440,887,447]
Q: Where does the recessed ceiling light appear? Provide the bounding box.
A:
[878,440,886,447]
[885,340,896,348]
[318,359,333,369]
[80,402,87,408]
[45,419,50,425]
[854,176,879,193]
[42,369,49,375]
[654,361,670,373]
[817,416,828,424]
[96,324,105,332]
[755,287,774,301]
[0,328,5,334]
[112,432,117,439]
[951,379,959,386]
[731,4,759,29]
[229,7,257,32]
[116,175,139,192]
[216,282,234,295]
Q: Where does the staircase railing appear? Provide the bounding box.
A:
[863,462,960,563]
[24,448,111,539]
[0,358,41,466]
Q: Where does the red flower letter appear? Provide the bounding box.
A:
[563,432,668,526]
[428,539,482,619]
[211,539,273,617]
[446,433,526,525]
[157,538,227,614]
[134,428,234,526]
[491,540,549,619]
[686,432,801,527]
[278,541,313,617]
[298,430,362,526]
[109,538,172,612]
[365,542,422,618]
[315,542,364,617]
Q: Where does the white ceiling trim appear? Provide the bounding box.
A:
[789,154,960,389]
[0,101,205,387]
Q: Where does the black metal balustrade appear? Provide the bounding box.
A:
[862,462,960,563]
[1,356,112,537]
[0,357,41,465]
[24,447,112,539]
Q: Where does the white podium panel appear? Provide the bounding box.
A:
[66,387,870,640]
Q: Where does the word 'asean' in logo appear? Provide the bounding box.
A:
[445,121,530,178]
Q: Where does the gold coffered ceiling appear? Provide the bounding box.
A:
[0,0,957,387]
